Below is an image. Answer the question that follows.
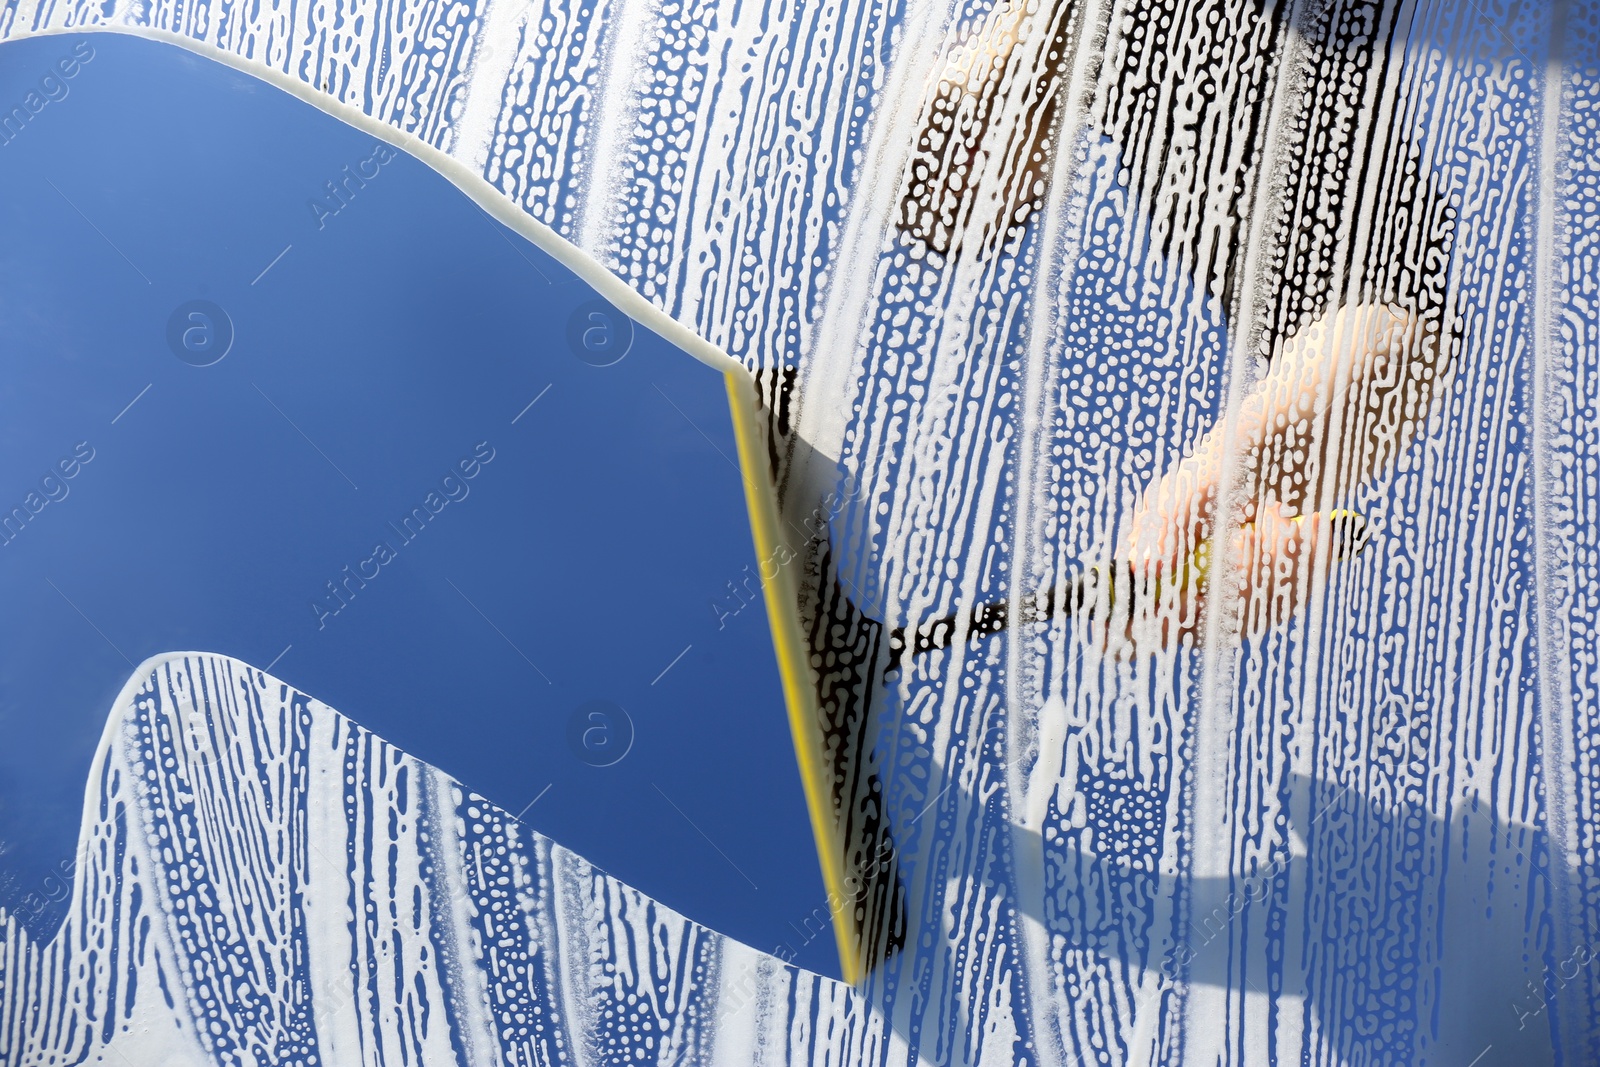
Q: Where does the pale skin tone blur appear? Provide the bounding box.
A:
[1110,302,1451,647]
[901,3,1456,648]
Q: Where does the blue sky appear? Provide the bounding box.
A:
[0,32,834,976]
